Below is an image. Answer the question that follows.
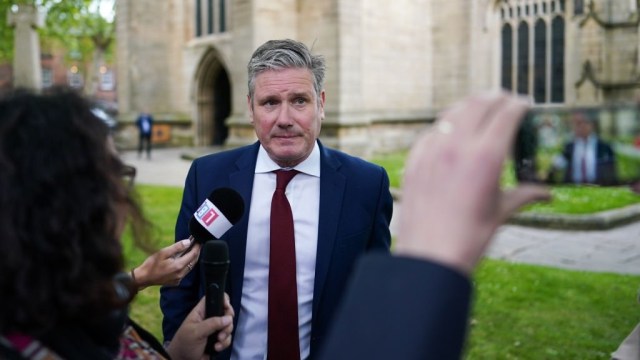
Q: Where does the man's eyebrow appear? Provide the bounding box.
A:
[289,91,312,98]
[256,94,280,102]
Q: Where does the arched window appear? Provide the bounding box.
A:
[534,19,547,103]
[501,24,513,90]
[517,21,529,95]
[551,16,565,103]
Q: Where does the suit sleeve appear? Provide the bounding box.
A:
[369,167,393,252]
[159,161,202,342]
[319,253,472,360]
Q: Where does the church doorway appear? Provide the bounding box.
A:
[195,48,231,146]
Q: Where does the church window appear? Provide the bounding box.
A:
[574,0,584,14]
[499,0,566,104]
[195,0,228,37]
[502,24,513,90]
[207,0,214,34]
[517,21,529,95]
[219,0,226,32]
[551,16,565,103]
[534,19,547,103]
[195,0,202,37]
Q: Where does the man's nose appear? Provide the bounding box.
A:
[276,104,293,127]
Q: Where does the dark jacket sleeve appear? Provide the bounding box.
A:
[319,253,472,360]
[370,167,393,252]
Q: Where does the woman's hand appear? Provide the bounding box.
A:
[131,239,201,289]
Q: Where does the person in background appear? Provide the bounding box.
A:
[549,110,617,185]
[319,92,551,359]
[160,39,393,360]
[136,109,154,160]
[0,88,233,360]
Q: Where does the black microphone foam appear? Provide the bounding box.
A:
[209,187,244,225]
[179,187,244,257]
[191,187,244,244]
[201,240,230,357]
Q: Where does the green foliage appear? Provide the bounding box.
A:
[467,259,640,359]
[0,0,114,75]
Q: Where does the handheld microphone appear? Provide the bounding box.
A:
[201,240,230,358]
[179,187,244,256]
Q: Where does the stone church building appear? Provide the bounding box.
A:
[115,0,640,156]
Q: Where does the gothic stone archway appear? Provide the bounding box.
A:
[195,48,231,146]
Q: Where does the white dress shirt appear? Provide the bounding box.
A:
[571,135,597,183]
[231,142,321,360]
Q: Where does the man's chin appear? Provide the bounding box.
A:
[269,148,309,167]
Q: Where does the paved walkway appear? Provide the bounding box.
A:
[121,147,640,276]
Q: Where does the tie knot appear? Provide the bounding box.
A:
[275,169,298,190]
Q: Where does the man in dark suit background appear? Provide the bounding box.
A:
[550,111,617,185]
[135,109,154,159]
[160,39,392,360]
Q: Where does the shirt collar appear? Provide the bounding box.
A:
[255,141,320,177]
[575,134,597,146]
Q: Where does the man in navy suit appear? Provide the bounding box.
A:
[160,39,392,360]
[550,111,617,185]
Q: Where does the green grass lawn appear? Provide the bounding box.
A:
[468,260,640,359]
[124,185,640,359]
[123,185,184,340]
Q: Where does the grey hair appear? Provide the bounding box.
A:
[247,39,326,103]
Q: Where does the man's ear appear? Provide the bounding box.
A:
[247,95,254,124]
[319,90,326,119]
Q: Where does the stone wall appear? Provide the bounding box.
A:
[115,0,640,156]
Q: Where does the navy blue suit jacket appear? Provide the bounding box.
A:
[319,254,472,360]
[561,139,617,185]
[160,141,393,359]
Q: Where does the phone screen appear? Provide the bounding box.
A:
[514,105,640,186]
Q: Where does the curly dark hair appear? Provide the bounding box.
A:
[0,88,147,336]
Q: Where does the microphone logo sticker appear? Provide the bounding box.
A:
[196,203,219,226]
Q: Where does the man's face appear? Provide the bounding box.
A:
[572,113,593,139]
[248,68,325,168]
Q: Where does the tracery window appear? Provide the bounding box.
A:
[500,0,565,103]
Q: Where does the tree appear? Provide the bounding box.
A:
[0,0,115,95]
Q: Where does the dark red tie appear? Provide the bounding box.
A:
[268,169,300,360]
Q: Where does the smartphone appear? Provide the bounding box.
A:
[514,105,640,186]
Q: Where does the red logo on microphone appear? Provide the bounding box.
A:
[196,203,219,226]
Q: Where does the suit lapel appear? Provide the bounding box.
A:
[227,142,259,313]
[313,144,345,316]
